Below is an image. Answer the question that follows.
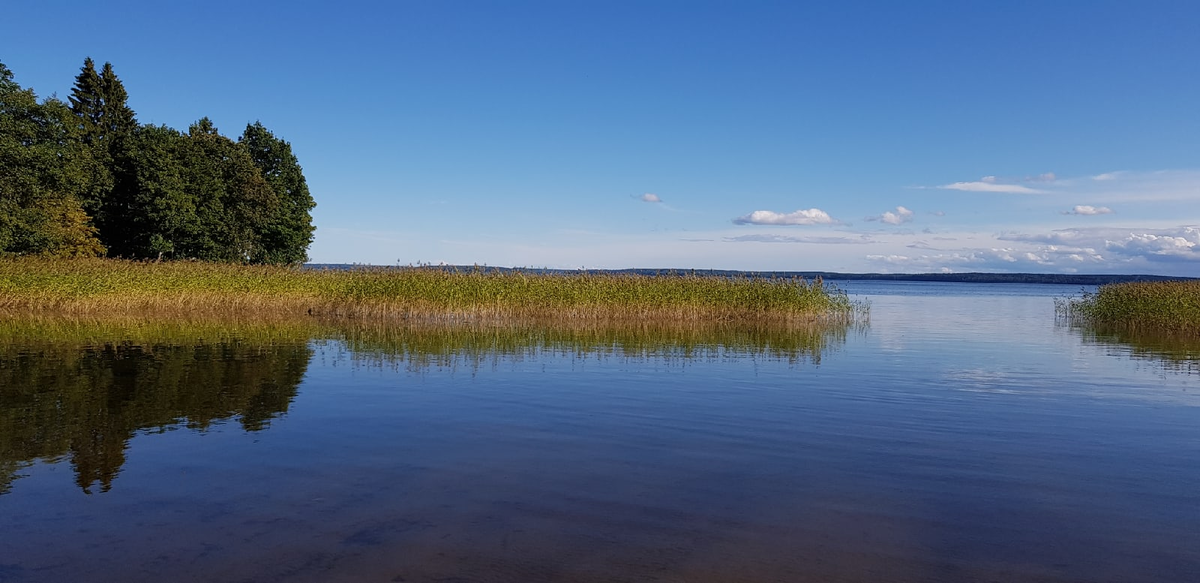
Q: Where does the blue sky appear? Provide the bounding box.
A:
[5,1,1200,274]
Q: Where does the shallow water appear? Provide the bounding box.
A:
[1,282,1198,582]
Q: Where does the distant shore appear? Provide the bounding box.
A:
[307,264,1193,286]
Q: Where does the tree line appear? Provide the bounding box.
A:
[0,58,315,263]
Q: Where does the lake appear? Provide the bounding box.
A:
[1,282,1198,582]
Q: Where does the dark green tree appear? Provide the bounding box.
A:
[3,59,315,264]
[68,58,137,149]
[181,118,279,261]
[118,124,197,259]
[240,122,317,264]
[67,58,104,144]
[69,58,138,252]
[0,61,106,257]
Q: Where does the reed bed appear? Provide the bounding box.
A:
[0,258,863,324]
[1056,280,1200,335]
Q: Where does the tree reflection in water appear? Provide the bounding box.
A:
[0,337,312,494]
[0,317,858,494]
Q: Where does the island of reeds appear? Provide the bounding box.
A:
[0,259,863,324]
[1056,280,1200,335]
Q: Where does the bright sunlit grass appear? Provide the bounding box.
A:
[0,258,866,324]
[1056,280,1200,334]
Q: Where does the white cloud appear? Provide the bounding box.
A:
[866,254,910,264]
[640,193,662,203]
[1063,205,1113,216]
[938,180,1046,194]
[873,205,914,225]
[997,230,1092,246]
[957,225,1200,271]
[732,208,838,226]
[725,234,872,244]
[1105,228,1200,262]
[867,246,1106,272]
[929,170,1200,203]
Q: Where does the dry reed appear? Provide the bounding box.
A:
[0,258,864,324]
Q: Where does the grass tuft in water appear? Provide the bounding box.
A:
[1056,280,1200,335]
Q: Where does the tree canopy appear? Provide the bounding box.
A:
[0,58,315,263]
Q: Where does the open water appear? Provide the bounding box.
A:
[1,282,1198,582]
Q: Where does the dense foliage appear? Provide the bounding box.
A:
[0,59,315,263]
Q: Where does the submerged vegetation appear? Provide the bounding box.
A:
[1056,280,1200,335]
[0,258,865,324]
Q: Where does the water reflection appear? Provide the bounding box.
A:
[0,323,313,495]
[331,320,857,371]
[1068,323,1200,374]
[0,318,856,495]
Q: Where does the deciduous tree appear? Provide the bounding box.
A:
[240,122,317,264]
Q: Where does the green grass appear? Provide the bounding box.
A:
[1056,280,1200,334]
[0,258,865,324]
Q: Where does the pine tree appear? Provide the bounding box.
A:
[98,62,137,140]
[68,58,104,144]
[69,58,138,254]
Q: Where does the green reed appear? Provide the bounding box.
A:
[0,258,864,324]
[1056,280,1200,335]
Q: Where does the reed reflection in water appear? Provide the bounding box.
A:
[1065,321,1200,375]
[0,317,855,496]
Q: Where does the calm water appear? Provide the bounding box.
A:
[2,282,1199,582]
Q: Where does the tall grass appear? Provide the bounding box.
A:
[1056,280,1200,334]
[0,258,864,324]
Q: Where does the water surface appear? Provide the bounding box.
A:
[1,282,1198,582]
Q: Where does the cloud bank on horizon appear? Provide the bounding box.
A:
[707,169,1200,275]
[853,170,1200,274]
[315,169,1200,276]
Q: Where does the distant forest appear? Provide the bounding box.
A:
[318,265,1189,286]
[0,58,315,263]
